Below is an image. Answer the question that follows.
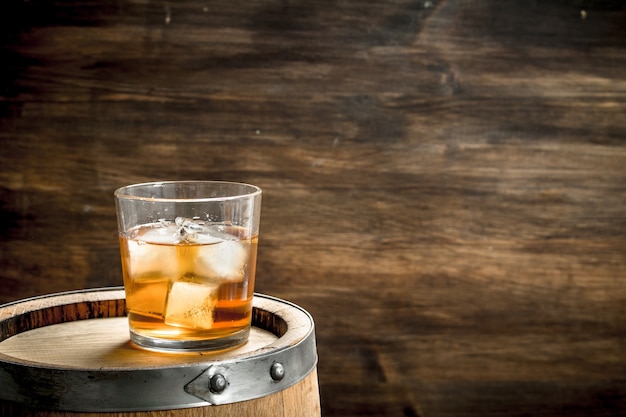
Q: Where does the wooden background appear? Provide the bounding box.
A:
[1,0,625,415]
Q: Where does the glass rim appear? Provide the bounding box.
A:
[114,180,262,203]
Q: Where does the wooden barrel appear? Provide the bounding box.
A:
[0,288,320,417]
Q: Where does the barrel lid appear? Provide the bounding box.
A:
[0,287,317,412]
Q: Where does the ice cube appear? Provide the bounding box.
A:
[175,217,208,243]
[126,236,178,280]
[140,223,179,244]
[164,280,219,329]
[195,239,248,281]
[126,281,169,318]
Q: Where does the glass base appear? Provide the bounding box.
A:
[129,327,250,353]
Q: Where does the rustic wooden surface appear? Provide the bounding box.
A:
[1,0,625,416]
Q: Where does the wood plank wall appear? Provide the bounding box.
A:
[1,0,626,415]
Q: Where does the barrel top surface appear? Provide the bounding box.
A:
[0,288,319,411]
[0,287,314,370]
[0,317,278,369]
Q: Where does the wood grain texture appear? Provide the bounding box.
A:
[1,0,625,416]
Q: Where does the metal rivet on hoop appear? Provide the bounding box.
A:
[209,373,227,393]
[270,362,285,381]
